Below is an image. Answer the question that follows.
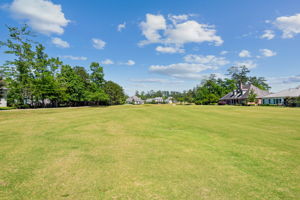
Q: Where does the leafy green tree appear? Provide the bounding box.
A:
[0,25,35,107]
[249,76,270,91]
[90,62,105,87]
[227,66,270,91]
[247,89,257,104]
[32,44,62,107]
[227,66,250,91]
[194,75,224,105]
[58,65,86,106]
[104,81,125,105]
[0,76,5,99]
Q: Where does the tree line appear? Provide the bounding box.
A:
[136,66,271,105]
[0,25,125,108]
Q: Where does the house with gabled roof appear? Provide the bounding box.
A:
[262,85,300,105]
[219,84,270,105]
[126,96,144,105]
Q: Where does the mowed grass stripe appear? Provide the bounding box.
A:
[0,105,299,199]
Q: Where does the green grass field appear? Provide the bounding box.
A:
[0,105,299,199]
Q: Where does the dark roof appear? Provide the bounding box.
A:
[220,84,270,100]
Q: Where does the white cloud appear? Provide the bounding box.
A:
[267,75,300,92]
[117,22,126,32]
[260,49,277,57]
[149,63,214,80]
[165,20,223,46]
[139,14,167,45]
[238,50,251,58]
[184,54,229,66]
[149,54,229,80]
[92,38,106,49]
[268,75,300,85]
[261,30,275,40]
[234,60,257,69]
[274,13,300,38]
[139,13,223,52]
[9,0,70,35]
[126,60,135,66]
[155,46,184,54]
[101,59,114,65]
[51,37,70,48]
[168,14,189,24]
[61,55,87,60]
[220,51,228,55]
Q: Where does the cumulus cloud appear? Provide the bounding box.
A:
[149,54,228,80]
[168,14,189,24]
[261,30,275,40]
[126,60,135,66]
[117,22,126,32]
[149,63,214,80]
[61,55,87,60]
[260,49,277,57]
[184,54,229,66]
[155,46,184,54]
[239,50,251,58]
[139,14,167,45]
[9,0,70,35]
[165,20,223,46]
[274,13,300,38]
[268,75,300,85]
[139,13,223,53]
[234,60,257,69]
[51,37,70,48]
[220,51,228,55]
[92,38,106,49]
[101,59,114,65]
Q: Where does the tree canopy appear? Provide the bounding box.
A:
[0,25,125,108]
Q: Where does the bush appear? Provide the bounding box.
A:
[218,101,226,105]
[0,107,16,110]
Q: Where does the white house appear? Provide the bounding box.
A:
[126,96,144,105]
[145,98,154,103]
[263,86,300,105]
[153,97,164,103]
[0,88,8,107]
[164,97,173,104]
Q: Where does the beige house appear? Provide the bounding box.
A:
[220,84,269,105]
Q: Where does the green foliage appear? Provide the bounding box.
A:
[227,66,270,91]
[227,66,250,90]
[247,89,257,103]
[90,62,105,87]
[104,81,126,105]
[285,96,300,107]
[0,25,125,108]
[248,76,270,91]
[0,76,5,99]
[194,74,233,105]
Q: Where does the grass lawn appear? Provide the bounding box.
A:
[0,105,299,199]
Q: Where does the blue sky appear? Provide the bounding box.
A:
[0,0,300,95]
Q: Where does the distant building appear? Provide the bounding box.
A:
[153,97,164,103]
[263,86,300,105]
[145,97,166,104]
[126,96,144,105]
[145,98,154,103]
[0,88,8,107]
[164,97,173,104]
[220,84,269,105]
